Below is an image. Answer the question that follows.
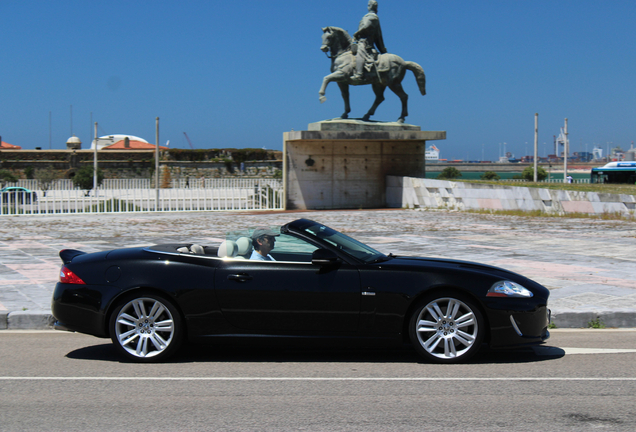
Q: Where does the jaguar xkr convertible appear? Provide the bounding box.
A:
[52,218,550,363]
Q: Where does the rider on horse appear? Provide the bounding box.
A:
[352,0,387,81]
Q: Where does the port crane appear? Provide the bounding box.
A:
[183,132,195,149]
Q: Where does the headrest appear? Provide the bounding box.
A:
[190,244,205,255]
[236,237,253,256]
[217,240,238,258]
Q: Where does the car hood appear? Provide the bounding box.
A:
[387,256,518,276]
[379,255,549,299]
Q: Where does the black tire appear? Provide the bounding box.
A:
[109,293,183,362]
[408,292,485,364]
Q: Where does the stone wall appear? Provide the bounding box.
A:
[387,176,636,215]
[0,149,282,180]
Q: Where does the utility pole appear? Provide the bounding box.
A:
[93,122,98,193]
[155,117,160,211]
[563,118,569,183]
[534,113,538,182]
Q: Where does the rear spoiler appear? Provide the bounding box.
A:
[59,249,87,264]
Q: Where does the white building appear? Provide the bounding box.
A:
[90,135,149,150]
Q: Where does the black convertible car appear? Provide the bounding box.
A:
[52,218,550,363]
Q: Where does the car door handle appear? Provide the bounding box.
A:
[227,273,253,282]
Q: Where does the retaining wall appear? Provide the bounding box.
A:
[387,176,636,215]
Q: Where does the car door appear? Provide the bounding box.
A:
[214,234,361,333]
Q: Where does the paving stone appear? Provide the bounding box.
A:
[0,209,635,329]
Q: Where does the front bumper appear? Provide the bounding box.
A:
[488,305,550,349]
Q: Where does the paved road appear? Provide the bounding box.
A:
[1,329,635,431]
[1,209,636,328]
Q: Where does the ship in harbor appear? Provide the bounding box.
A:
[426,145,440,161]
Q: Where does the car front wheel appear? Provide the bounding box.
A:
[109,294,183,362]
[409,293,484,363]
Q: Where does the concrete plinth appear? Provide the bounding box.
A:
[283,120,446,210]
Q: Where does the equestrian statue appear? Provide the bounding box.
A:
[318,1,426,123]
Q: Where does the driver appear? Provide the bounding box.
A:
[250,227,280,261]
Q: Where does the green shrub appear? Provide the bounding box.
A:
[71,166,104,190]
[480,171,500,180]
[437,167,462,180]
[0,169,18,183]
[521,166,548,181]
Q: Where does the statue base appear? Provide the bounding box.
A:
[283,121,446,210]
[309,119,421,132]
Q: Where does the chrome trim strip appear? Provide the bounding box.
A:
[509,315,523,337]
[361,292,376,296]
[143,247,315,265]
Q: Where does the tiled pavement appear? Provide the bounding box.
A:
[1,209,635,329]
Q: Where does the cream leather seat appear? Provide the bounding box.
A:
[217,240,238,258]
[235,237,253,259]
[177,244,205,255]
[190,244,205,255]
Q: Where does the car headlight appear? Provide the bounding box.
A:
[487,281,533,298]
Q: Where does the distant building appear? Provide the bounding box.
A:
[102,137,168,150]
[66,135,81,150]
[91,135,151,150]
[0,137,21,149]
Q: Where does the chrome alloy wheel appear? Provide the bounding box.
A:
[413,297,481,361]
[114,297,176,359]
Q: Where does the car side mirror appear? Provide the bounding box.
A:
[311,248,339,266]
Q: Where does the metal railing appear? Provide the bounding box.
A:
[505,178,591,184]
[0,179,284,216]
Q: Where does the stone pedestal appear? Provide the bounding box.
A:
[283,120,446,210]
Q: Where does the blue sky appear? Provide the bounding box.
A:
[1,0,634,161]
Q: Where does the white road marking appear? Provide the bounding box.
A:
[0,377,635,381]
[533,346,636,355]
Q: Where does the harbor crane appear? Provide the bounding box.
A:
[183,132,195,149]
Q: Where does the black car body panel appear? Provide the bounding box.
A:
[52,218,550,362]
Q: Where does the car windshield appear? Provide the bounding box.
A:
[297,221,386,263]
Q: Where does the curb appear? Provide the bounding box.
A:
[2,310,636,331]
[552,310,636,329]
[0,311,56,330]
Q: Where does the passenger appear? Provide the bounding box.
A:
[250,227,279,261]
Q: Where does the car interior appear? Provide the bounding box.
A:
[149,235,317,263]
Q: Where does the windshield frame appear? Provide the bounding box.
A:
[283,219,386,264]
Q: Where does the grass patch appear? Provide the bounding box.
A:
[454,179,636,196]
[465,208,636,221]
[587,318,606,329]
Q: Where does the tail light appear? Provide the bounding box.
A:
[59,265,86,285]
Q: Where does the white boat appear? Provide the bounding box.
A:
[426,145,440,161]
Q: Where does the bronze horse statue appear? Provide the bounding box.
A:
[319,26,426,123]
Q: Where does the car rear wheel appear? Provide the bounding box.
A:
[109,294,183,362]
[409,293,484,363]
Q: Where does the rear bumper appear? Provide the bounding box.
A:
[52,282,115,338]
